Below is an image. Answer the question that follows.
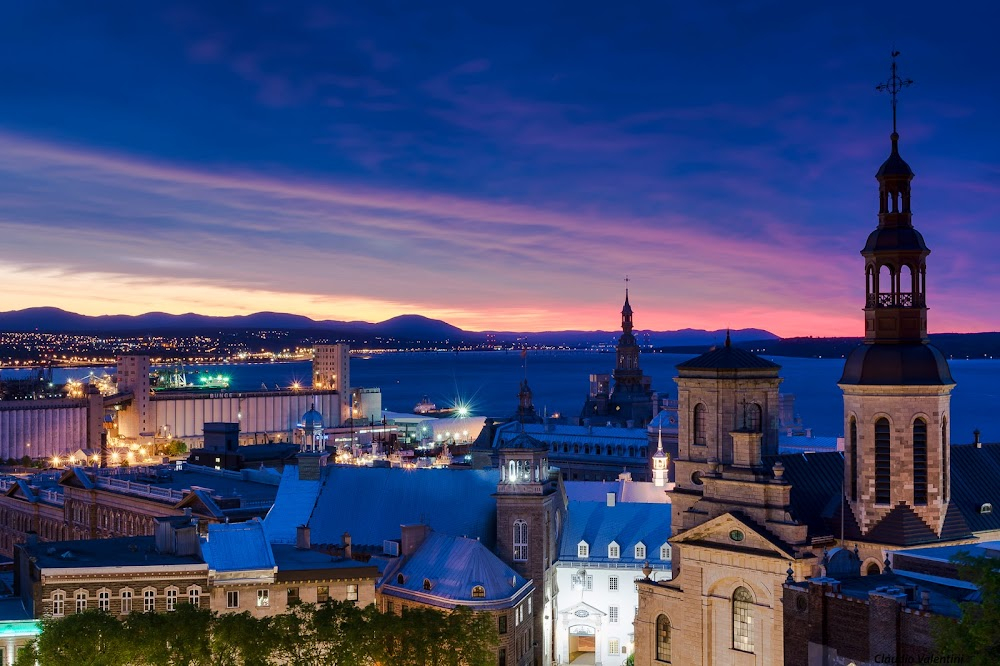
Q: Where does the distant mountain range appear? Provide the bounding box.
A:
[1,308,998,357]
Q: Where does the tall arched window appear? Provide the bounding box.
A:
[693,404,707,446]
[733,587,754,653]
[513,520,528,562]
[942,417,949,501]
[913,419,928,505]
[874,418,891,504]
[656,615,671,662]
[849,417,858,501]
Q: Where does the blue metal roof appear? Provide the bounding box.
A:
[202,518,275,572]
[380,532,531,610]
[558,500,672,565]
[263,466,323,544]
[304,466,500,549]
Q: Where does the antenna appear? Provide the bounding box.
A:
[875,50,913,134]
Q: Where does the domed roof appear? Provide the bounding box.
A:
[876,133,914,179]
[839,343,953,386]
[302,407,323,430]
[862,226,928,254]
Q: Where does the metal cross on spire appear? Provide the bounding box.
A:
[876,50,913,134]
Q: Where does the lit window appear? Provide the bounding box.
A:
[317,586,329,603]
[635,543,646,560]
[347,585,358,602]
[609,638,620,654]
[257,589,269,608]
[472,585,486,599]
[51,591,65,617]
[287,587,299,603]
[609,576,619,591]
[75,590,87,614]
[143,589,155,613]
[609,606,619,623]
[166,588,177,611]
[188,587,200,607]
[513,520,528,562]
[578,542,589,558]
[733,587,754,653]
[120,589,133,614]
[609,542,620,559]
[98,589,110,612]
[660,544,671,561]
[656,615,671,662]
[227,590,239,609]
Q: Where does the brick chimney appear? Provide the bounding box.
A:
[296,525,311,550]
[400,524,429,556]
[342,532,352,559]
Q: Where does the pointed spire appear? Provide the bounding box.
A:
[725,328,731,348]
[657,424,664,454]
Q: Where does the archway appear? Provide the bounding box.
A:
[568,625,596,664]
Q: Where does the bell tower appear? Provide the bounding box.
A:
[839,53,960,543]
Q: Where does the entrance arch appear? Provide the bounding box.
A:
[568,624,596,664]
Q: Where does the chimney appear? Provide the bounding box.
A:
[342,532,352,559]
[296,525,311,550]
[297,452,329,481]
[974,429,982,448]
[606,492,616,507]
[400,524,430,556]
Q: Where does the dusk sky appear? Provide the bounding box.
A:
[0,2,997,336]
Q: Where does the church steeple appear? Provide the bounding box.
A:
[621,277,633,335]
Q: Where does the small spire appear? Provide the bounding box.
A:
[725,328,731,348]
[657,425,664,454]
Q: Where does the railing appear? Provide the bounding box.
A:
[867,292,922,308]
[95,476,185,502]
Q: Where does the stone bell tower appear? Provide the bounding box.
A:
[838,53,960,543]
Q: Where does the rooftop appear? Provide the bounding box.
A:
[558,499,672,566]
[20,536,206,570]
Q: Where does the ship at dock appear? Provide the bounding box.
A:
[151,367,231,392]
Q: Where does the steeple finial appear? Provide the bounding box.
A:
[725,328,731,348]
[876,50,913,136]
[657,424,664,453]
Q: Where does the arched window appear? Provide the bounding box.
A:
[97,589,110,612]
[513,520,528,561]
[744,403,762,432]
[75,589,88,614]
[187,586,200,607]
[913,419,928,505]
[693,403,707,446]
[143,588,156,613]
[471,585,486,599]
[733,587,754,653]
[120,588,133,614]
[942,417,949,501]
[396,574,405,585]
[866,562,881,576]
[423,579,432,591]
[874,418,891,504]
[51,591,65,617]
[849,417,858,501]
[656,615,671,662]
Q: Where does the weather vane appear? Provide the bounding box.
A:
[876,50,913,134]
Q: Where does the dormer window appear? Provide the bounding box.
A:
[982,503,994,515]
[471,585,486,599]
[608,541,620,559]
[660,543,671,561]
[635,543,646,560]
[578,541,589,558]
[423,579,432,591]
[396,574,405,585]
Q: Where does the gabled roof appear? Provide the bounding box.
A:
[201,518,275,572]
[175,488,226,520]
[559,500,671,564]
[58,467,95,490]
[670,511,797,560]
[379,532,531,610]
[304,466,500,549]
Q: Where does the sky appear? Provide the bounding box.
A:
[0,2,997,337]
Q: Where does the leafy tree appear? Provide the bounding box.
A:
[26,610,130,666]
[933,554,1000,665]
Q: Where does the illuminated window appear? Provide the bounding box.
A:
[257,589,269,608]
[608,542,620,559]
[317,586,329,603]
[51,591,65,617]
[472,585,486,599]
[578,541,589,558]
[733,587,754,653]
[75,590,87,614]
[143,589,156,613]
[188,586,200,607]
[98,589,110,612]
[656,615,671,662]
[660,544,671,561]
[875,419,891,504]
[513,520,528,562]
[347,585,358,602]
[287,587,299,603]
[227,590,239,609]
[913,419,928,505]
[635,543,646,560]
[609,638,620,654]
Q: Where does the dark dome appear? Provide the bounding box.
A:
[862,226,929,254]
[302,407,324,430]
[876,133,914,178]
[840,343,953,386]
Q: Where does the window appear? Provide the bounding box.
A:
[942,418,949,500]
[287,587,299,603]
[516,603,523,626]
[513,520,528,562]
[188,587,200,607]
[913,419,928,505]
[578,541,589,558]
[423,579,433,591]
[257,589,270,608]
[51,591,65,617]
[75,590,87,614]
[347,585,358,602]
[849,418,858,501]
[609,576,619,591]
[317,586,329,603]
[744,403,762,432]
[143,589,155,613]
[571,574,593,591]
[609,638,620,654]
[396,573,405,585]
[498,647,506,666]
[498,614,508,634]
[660,544,671,561]
[472,585,486,598]
[733,587,754,653]
[166,588,177,611]
[635,543,646,560]
[227,590,239,609]
[875,418,891,504]
[693,403,707,446]
[98,589,110,612]
[656,615,671,662]
[120,589,133,614]
[608,542,620,559]
[609,606,619,623]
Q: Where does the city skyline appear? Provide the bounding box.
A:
[1,3,998,336]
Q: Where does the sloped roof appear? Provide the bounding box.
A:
[263,466,323,544]
[676,344,780,371]
[493,422,647,451]
[559,500,671,564]
[564,481,669,504]
[950,443,1000,534]
[765,451,845,538]
[306,466,500,548]
[202,518,276,572]
[381,532,530,609]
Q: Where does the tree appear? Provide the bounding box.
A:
[933,554,1000,665]
[24,610,130,666]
